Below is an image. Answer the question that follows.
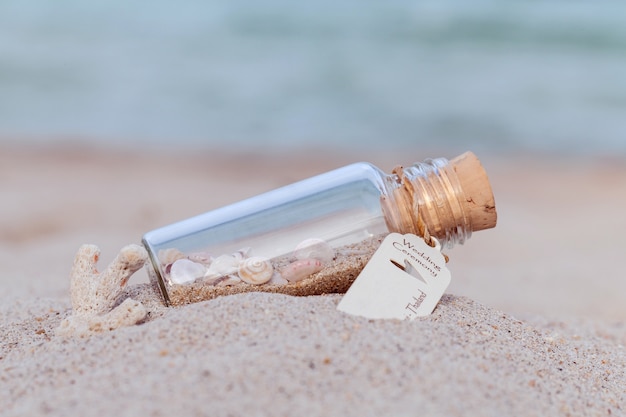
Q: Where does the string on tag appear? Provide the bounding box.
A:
[392,166,449,263]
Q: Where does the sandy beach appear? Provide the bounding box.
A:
[1,144,624,416]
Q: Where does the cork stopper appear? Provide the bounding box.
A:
[382,151,497,247]
[448,151,497,232]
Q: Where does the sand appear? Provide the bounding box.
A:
[1,144,625,416]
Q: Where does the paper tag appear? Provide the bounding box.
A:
[337,233,451,320]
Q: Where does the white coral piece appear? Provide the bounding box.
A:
[56,244,149,337]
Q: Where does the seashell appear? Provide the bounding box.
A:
[232,247,252,260]
[207,254,240,276]
[203,270,223,285]
[169,259,206,285]
[158,248,186,267]
[216,275,243,287]
[187,251,213,266]
[294,238,335,265]
[268,271,288,285]
[280,258,324,283]
[238,256,274,285]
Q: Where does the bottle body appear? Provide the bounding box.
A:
[143,153,496,306]
[143,163,393,305]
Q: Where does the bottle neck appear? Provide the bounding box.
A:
[382,157,472,248]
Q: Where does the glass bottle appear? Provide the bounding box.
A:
[142,151,497,306]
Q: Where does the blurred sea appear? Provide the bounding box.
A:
[1,0,625,155]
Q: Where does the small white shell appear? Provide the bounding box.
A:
[268,271,288,285]
[187,251,213,266]
[169,259,206,285]
[232,247,252,260]
[238,256,274,285]
[294,238,335,264]
[216,275,243,287]
[203,270,223,285]
[280,258,324,283]
[208,254,240,276]
[158,248,186,267]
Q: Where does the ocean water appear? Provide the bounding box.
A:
[1,0,625,155]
